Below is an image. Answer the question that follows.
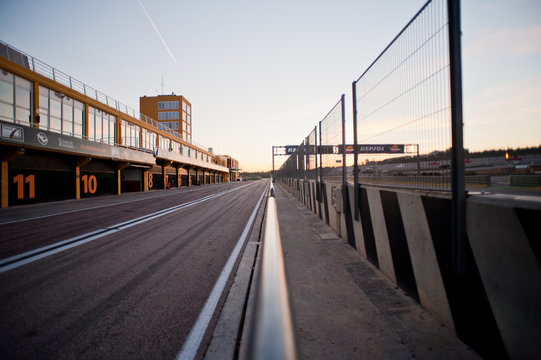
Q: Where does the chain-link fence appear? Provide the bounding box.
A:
[352,0,452,191]
[274,97,346,187]
[276,0,463,201]
[305,127,317,182]
[297,140,305,184]
[275,145,301,182]
[319,96,345,185]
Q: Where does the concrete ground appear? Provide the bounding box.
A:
[207,181,481,359]
[263,183,479,359]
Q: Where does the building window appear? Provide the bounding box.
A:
[73,100,84,138]
[103,112,116,144]
[0,69,14,122]
[158,121,178,130]
[38,85,85,139]
[142,128,156,151]
[182,144,189,156]
[88,106,115,143]
[49,92,62,133]
[172,141,180,154]
[38,86,49,130]
[62,96,73,136]
[158,111,179,120]
[0,69,32,125]
[158,101,179,110]
[94,109,102,143]
[88,107,95,141]
[15,75,32,124]
[161,136,171,151]
[122,119,141,148]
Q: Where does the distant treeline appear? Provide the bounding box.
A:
[466,145,541,159]
[367,145,541,165]
[240,171,272,179]
[258,146,541,174]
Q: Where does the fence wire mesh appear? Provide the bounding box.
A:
[320,98,344,184]
[297,140,305,183]
[354,0,451,191]
[275,146,299,180]
[305,127,318,182]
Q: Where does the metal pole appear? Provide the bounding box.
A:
[341,94,355,246]
[448,0,466,275]
[272,146,275,181]
[314,126,319,200]
[341,94,346,188]
[318,120,323,211]
[296,147,300,196]
[417,144,421,176]
[352,81,359,220]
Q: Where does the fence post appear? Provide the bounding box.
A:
[318,120,324,219]
[352,81,359,220]
[341,94,346,187]
[296,147,300,197]
[314,126,321,217]
[341,94,355,247]
[448,0,465,275]
[272,146,275,181]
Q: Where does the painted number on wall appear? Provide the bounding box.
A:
[82,174,97,194]
[148,173,153,188]
[13,174,35,200]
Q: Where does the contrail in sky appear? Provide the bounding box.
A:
[137,0,177,64]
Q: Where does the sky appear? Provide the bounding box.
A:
[1,0,540,171]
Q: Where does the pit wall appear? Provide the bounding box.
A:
[279,178,541,360]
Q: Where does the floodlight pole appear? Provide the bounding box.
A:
[352,81,359,220]
[448,0,466,275]
[341,94,346,188]
[272,146,275,180]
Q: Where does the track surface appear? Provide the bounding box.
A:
[0,181,267,359]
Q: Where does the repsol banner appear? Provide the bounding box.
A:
[356,144,405,154]
[285,145,298,155]
[336,144,405,154]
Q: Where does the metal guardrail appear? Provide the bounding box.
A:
[251,181,297,360]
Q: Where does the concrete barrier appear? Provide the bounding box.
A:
[278,177,541,359]
[509,174,541,186]
[356,175,491,187]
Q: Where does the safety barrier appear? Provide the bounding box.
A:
[509,175,541,187]
[278,178,541,359]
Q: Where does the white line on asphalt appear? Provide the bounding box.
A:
[0,184,233,225]
[175,185,268,360]
[0,184,254,273]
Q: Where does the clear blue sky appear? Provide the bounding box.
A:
[1,0,540,171]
